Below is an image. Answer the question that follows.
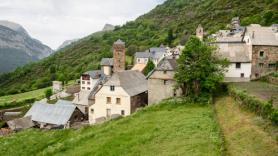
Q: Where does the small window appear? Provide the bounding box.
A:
[236,63,241,69]
[269,64,276,68]
[173,90,177,97]
[163,71,167,74]
[163,80,169,85]
[106,97,111,104]
[91,109,94,113]
[82,81,85,84]
[87,87,91,90]
[116,98,121,104]
[259,51,264,57]
[137,59,140,63]
[82,87,85,90]
[259,63,264,68]
[241,73,244,78]
[121,110,125,116]
[87,81,91,85]
[110,86,115,91]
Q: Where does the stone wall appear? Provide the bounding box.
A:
[113,44,126,72]
[251,45,278,79]
[130,92,148,113]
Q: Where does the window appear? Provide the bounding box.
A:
[116,98,121,104]
[259,63,264,68]
[91,109,94,113]
[82,81,85,84]
[164,80,169,85]
[82,87,85,90]
[106,97,111,104]
[110,86,115,91]
[137,58,140,63]
[85,107,88,114]
[87,81,91,85]
[87,87,91,90]
[163,71,167,74]
[269,64,276,68]
[121,110,125,116]
[241,73,244,78]
[255,73,259,78]
[236,63,241,69]
[259,51,264,57]
[173,90,177,97]
[145,58,148,62]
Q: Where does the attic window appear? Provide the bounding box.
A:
[259,51,264,57]
[110,86,115,91]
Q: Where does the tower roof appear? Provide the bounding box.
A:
[114,39,125,45]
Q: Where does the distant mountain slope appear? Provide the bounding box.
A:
[0,21,53,73]
[0,0,277,94]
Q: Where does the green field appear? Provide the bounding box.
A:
[0,99,223,156]
[0,87,50,104]
[215,96,278,155]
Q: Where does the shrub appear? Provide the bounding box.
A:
[45,89,53,100]
[228,86,278,124]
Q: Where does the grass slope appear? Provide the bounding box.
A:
[0,99,223,156]
[0,0,277,94]
[214,96,278,155]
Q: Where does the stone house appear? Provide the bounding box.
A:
[88,39,148,124]
[147,57,182,104]
[243,24,278,78]
[52,81,63,93]
[89,70,147,124]
[134,47,167,67]
[213,18,278,81]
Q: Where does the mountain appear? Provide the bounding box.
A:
[0,21,53,73]
[0,0,277,94]
[57,24,114,50]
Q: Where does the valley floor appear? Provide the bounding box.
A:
[214,96,278,156]
[0,99,222,156]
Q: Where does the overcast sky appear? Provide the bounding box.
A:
[0,0,165,49]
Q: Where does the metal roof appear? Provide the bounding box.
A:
[25,100,76,125]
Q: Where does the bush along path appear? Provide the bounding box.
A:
[214,96,278,156]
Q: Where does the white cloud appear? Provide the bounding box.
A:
[0,0,165,49]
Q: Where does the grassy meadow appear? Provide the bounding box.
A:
[0,99,223,156]
[214,96,278,155]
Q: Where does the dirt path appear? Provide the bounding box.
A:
[214,96,278,156]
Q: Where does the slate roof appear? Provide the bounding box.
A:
[7,116,34,131]
[217,43,250,63]
[149,47,167,59]
[100,58,114,66]
[135,52,150,58]
[156,58,177,71]
[83,70,104,79]
[104,70,147,96]
[25,100,76,125]
[246,24,278,46]
[114,39,125,45]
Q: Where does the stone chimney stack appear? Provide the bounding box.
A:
[196,24,204,41]
[113,39,126,73]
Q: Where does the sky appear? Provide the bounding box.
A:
[0,0,165,49]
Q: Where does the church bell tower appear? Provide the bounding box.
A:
[113,39,126,72]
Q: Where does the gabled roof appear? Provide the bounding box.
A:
[149,47,167,59]
[156,58,177,71]
[7,116,34,131]
[104,70,147,96]
[100,58,114,66]
[83,70,104,79]
[25,100,76,125]
[217,43,250,63]
[246,24,278,46]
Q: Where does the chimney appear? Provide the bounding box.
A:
[252,31,255,38]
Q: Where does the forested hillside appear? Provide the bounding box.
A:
[0,0,277,95]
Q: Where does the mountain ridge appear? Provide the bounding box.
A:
[0,0,277,94]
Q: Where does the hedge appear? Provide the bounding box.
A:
[228,86,278,124]
[0,98,37,109]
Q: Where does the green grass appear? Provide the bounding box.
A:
[214,96,278,155]
[0,87,50,104]
[231,82,278,108]
[0,99,223,156]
